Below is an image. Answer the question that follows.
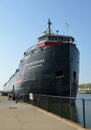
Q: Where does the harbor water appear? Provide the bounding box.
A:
[76,94,91,128]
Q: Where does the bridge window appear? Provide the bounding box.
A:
[48,37,51,41]
[58,37,62,41]
[52,37,54,41]
[69,38,73,43]
[55,37,57,41]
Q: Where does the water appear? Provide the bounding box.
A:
[77,93,91,99]
[76,94,91,128]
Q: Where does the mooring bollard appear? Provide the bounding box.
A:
[15,95,18,103]
[82,98,86,128]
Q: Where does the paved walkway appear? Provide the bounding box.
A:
[0,96,88,130]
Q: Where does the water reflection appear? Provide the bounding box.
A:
[60,103,78,122]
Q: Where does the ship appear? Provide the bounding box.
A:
[2,19,79,99]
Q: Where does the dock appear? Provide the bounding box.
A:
[0,95,88,130]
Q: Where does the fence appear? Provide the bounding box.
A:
[28,94,91,128]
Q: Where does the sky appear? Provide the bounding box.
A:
[0,0,91,90]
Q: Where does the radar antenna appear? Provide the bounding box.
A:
[65,22,70,34]
[56,30,59,34]
[48,18,52,34]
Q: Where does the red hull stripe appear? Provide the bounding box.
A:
[37,42,63,48]
[16,79,23,84]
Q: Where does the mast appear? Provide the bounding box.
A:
[48,19,52,34]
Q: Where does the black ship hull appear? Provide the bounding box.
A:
[3,43,79,98]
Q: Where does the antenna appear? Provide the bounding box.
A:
[48,18,52,34]
[56,30,59,34]
[65,22,70,34]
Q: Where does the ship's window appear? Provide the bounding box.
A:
[39,37,47,42]
[42,37,44,41]
[58,37,62,41]
[68,38,70,42]
[50,37,52,40]
[56,71,64,78]
[66,38,68,42]
[61,37,63,41]
[73,71,76,82]
[52,37,54,41]
[63,38,65,42]
[58,37,60,41]
[45,36,48,41]
[65,38,68,42]
[49,37,51,41]
[69,38,73,43]
[55,37,57,41]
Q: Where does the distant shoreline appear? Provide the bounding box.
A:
[78,91,91,94]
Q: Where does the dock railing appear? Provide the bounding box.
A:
[28,94,91,128]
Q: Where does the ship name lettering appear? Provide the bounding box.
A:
[26,59,44,67]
